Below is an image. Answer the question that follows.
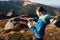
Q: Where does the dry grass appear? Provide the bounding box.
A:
[0,18,60,40]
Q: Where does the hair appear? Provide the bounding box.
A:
[36,6,47,13]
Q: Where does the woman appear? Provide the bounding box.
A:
[27,6,50,40]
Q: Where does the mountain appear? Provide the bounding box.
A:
[22,1,60,16]
[0,1,23,19]
[0,0,29,1]
[0,1,60,19]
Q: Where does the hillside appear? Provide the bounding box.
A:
[0,1,60,40]
[0,1,60,19]
[0,18,60,40]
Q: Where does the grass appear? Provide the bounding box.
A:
[0,18,60,40]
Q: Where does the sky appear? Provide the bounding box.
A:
[29,0,60,9]
[0,0,9,1]
[0,0,60,9]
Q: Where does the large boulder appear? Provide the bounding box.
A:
[4,17,20,30]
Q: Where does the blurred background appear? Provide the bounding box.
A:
[0,0,60,40]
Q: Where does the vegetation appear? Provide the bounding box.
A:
[0,1,60,19]
[0,18,60,40]
[0,1,60,40]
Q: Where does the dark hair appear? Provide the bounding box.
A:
[36,6,47,13]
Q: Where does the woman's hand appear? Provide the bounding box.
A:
[32,21,36,27]
[27,21,36,28]
[27,18,36,28]
[27,21,32,28]
[27,18,33,22]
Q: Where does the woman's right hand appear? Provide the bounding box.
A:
[27,21,32,28]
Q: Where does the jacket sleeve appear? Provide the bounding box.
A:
[30,26,37,33]
[27,22,37,33]
[36,20,44,33]
[29,19,44,33]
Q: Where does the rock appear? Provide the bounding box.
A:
[4,17,20,30]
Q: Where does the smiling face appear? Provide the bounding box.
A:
[36,9,43,17]
[35,6,46,17]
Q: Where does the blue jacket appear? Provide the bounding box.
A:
[29,14,50,38]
